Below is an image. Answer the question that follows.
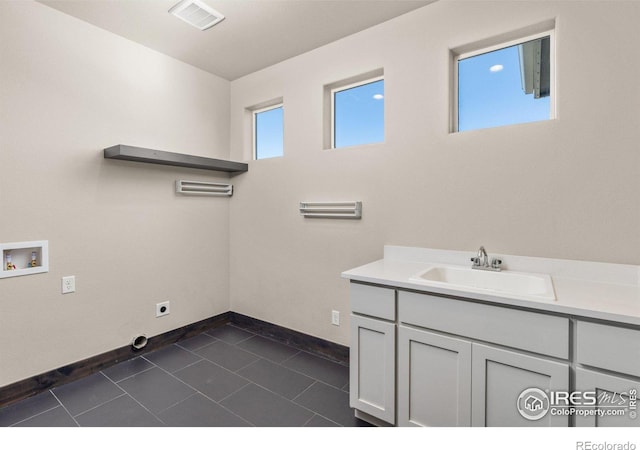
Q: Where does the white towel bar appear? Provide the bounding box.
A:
[299,201,362,219]
[176,180,233,196]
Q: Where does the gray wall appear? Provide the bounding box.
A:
[229,1,640,346]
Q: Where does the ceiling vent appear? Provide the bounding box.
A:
[169,0,225,31]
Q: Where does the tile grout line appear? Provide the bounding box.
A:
[174,336,219,352]
[218,381,320,427]
[278,360,348,390]
[188,353,319,407]
[301,414,318,427]
[141,349,204,374]
[278,349,302,365]
[103,363,172,426]
[49,390,81,427]
[155,379,256,427]
[291,380,318,403]
[116,391,169,426]
[290,379,357,427]
[235,342,302,365]
[144,345,258,426]
[71,392,129,420]
[212,365,324,424]
[153,391,200,417]
[305,412,344,427]
[102,363,157,384]
[6,400,64,427]
[216,380,254,405]
[113,353,198,425]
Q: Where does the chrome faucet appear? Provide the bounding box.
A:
[471,246,502,271]
[477,246,489,267]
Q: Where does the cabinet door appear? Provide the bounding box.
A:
[398,325,472,426]
[472,343,569,427]
[350,314,396,424]
[575,368,640,427]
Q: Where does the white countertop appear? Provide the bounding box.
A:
[341,246,640,326]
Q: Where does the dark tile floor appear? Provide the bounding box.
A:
[0,324,371,427]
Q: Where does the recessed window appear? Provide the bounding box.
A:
[253,103,283,160]
[455,31,554,132]
[331,77,384,149]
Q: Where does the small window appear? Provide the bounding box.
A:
[455,31,554,132]
[331,77,384,149]
[253,104,283,160]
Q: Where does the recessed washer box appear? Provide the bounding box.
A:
[0,240,49,279]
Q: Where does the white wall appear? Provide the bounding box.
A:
[0,1,231,387]
[229,1,640,345]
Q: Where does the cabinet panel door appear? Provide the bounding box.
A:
[350,314,396,424]
[398,326,472,426]
[575,368,640,427]
[472,343,569,427]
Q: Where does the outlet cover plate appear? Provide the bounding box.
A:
[156,301,170,317]
[62,276,75,294]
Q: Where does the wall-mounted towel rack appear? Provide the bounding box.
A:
[176,180,233,196]
[299,201,362,219]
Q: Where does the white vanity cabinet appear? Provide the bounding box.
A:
[348,280,640,427]
[574,321,640,427]
[397,291,570,427]
[349,283,396,425]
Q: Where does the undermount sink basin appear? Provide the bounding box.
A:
[409,265,556,302]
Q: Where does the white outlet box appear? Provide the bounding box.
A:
[156,301,170,317]
[331,310,340,326]
[61,276,75,294]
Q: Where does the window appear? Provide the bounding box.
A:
[330,77,384,149]
[455,31,554,132]
[253,103,283,160]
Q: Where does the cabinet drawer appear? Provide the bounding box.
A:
[350,283,395,321]
[576,321,640,378]
[398,291,569,359]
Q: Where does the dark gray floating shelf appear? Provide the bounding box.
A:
[103,144,248,174]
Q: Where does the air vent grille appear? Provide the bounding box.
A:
[169,0,225,31]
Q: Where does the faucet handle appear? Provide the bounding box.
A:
[470,257,480,265]
[491,258,503,269]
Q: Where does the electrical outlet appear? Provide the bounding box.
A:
[331,310,340,326]
[156,301,170,318]
[61,276,75,294]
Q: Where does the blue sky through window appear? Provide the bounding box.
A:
[334,79,384,148]
[255,105,283,159]
[458,42,550,132]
